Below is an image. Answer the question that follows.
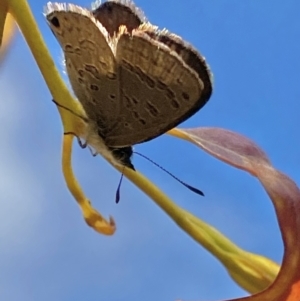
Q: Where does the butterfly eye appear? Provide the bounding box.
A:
[49,16,60,28]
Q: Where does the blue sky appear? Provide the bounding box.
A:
[0,0,299,300]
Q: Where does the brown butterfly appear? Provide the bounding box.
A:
[45,0,213,170]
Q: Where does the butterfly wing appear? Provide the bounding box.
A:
[150,31,213,108]
[92,0,145,36]
[105,25,209,147]
[46,4,123,139]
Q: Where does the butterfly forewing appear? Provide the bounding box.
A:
[46,5,122,138]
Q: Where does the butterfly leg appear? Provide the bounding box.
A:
[63,132,87,149]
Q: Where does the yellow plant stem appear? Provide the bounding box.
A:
[4,0,279,294]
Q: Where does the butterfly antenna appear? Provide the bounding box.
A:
[115,168,125,203]
[52,99,89,123]
[134,152,204,196]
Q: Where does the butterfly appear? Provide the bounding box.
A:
[45,0,213,170]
